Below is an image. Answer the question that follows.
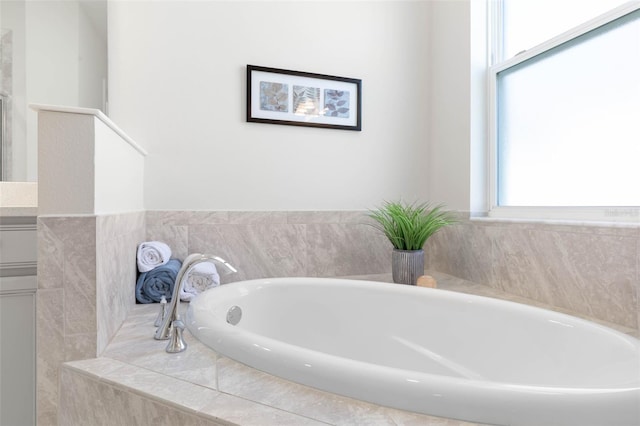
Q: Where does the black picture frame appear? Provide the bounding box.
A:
[246,65,362,131]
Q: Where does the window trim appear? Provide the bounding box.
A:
[487,1,640,223]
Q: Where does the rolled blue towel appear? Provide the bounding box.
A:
[135,258,182,303]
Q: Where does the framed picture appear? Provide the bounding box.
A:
[247,65,361,131]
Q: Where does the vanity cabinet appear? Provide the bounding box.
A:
[0,216,36,426]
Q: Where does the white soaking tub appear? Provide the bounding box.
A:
[186,277,640,426]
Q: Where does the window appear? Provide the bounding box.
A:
[501,0,629,61]
[489,1,640,220]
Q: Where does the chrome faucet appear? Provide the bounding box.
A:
[154,253,237,352]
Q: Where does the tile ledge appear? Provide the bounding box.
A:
[62,357,328,426]
[470,215,640,229]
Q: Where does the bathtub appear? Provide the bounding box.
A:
[186,277,640,426]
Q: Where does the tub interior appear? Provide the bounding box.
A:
[208,280,639,388]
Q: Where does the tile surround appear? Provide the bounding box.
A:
[146,210,392,282]
[39,210,639,425]
[425,218,640,331]
[63,296,482,426]
[96,212,146,353]
[59,271,634,426]
[36,211,145,425]
[37,216,97,425]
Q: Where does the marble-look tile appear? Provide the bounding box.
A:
[39,216,97,297]
[59,366,227,426]
[145,224,189,260]
[96,213,145,354]
[38,216,96,246]
[63,252,97,334]
[99,362,220,413]
[635,229,640,334]
[37,219,64,289]
[189,224,308,282]
[427,218,639,332]
[66,281,635,426]
[146,210,230,226]
[305,222,391,277]
[38,213,149,423]
[424,222,493,287]
[286,210,345,224]
[36,289,64,426]
[490,225,638,328]
[428,270,636,335]
[38,217,97,335]
[216,356,477,426]
[64,357,324,426]
[46,210,638,426]
[65,333,97,362]
[63,357,127,379]
[339,210,376,224]
[286,210,368,224]
[200,392,327,426]
[102,303,218,389]
[97,211,146,237]
[110,304,477,426]
[36,216,99,425]
[228,211,288,224]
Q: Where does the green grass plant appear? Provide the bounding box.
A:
[368,201,456,251]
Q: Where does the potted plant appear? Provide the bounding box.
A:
[368,201,455,285]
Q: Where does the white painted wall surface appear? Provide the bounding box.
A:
[108,1,432,211]
[94,118,145,214]
[427,0,472,212]
[26,2,80,183]
[78,2,108,112]
[36,106,146,215]
[1,0,108,182]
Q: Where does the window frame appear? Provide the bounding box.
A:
[487,1,640,223]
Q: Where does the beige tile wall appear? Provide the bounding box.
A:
[145,210,392,282]
[425,218,640,331]
[58,366,229,426]
[96,213,146,353]
[38,210,638,425]
[37,212,145,425]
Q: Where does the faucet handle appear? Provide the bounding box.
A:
[154,295,167,327]
[165,315,187,353]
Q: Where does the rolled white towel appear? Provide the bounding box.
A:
[137,241,172,273]
[180,261,220,302]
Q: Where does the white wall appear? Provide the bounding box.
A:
[0,0,107,182]
[78,1,108,111]
[37,107,146,215]
[94,118,145,214]
[427,0,472,212]
[26,2,80,183]
[108,1,433,211]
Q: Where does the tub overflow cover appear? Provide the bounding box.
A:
[226,306,242,325]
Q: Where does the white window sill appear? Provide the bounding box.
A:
[472,207,640,229]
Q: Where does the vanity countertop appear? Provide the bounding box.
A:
[0,182,37,217]
[0,206,37,217]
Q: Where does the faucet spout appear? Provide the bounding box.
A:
[154,253,237,343]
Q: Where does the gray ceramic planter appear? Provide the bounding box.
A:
[392,249,424,285]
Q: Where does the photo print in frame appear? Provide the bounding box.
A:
[247,65,362,131]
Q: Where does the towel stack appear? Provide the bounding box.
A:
[135,241,222,303]
[136,241,179,304]
[137,241,172,272]
[180,261,220,302]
